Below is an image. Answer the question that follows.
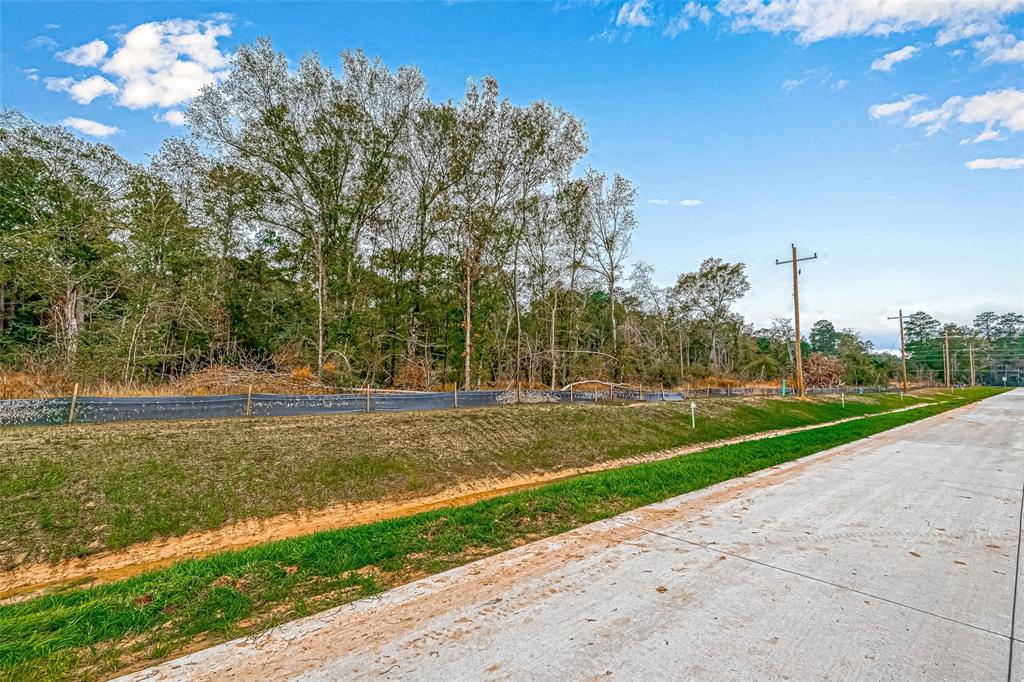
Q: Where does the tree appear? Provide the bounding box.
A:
[905,311,940,345]
[673,258,750,373]
[809,319,838,356]
[583,170,636,375]
[973,311,999,341]
[0,111,126,370]
[118,168,213,382]
[189,41,423,371]
[996,313,1024,339]
[7,39,973,393]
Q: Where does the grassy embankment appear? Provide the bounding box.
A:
[4,391,933,566]
[0,387,1003,680]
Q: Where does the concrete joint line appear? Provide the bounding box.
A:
[816,463,1024,493]
[1006,475,1024,681]
[611,518,1011,644]
[899,439,1024,453]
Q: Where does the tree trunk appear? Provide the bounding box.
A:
[678,329,684,383]
[316,236,326,371]
[609,276,618,378]
[463,267,472,391]
[550,292,557,390]
[513,240,522,393]
[709,325,718,373]
[63,283,83,369]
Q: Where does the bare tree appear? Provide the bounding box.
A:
[584,170,636,375]
[189,41,423,370]
[674,258,750,373]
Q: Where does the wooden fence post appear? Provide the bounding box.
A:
[68,382,79,425]
[454,383,459,409]
[569,384,574,403]
[245,384,253,417]
[366,384,371,413]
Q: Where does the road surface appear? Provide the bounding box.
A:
[121,389,1024,681]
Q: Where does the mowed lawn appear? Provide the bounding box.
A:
[3,391,931,567]
[0,387,1003,682]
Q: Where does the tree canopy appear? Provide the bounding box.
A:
[1,43,1019,390]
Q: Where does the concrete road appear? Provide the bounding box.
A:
[121,390,1024,682]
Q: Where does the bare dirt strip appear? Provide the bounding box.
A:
[0,403,929,602]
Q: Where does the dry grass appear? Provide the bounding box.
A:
[0,366,342,400]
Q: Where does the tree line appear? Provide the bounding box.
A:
[1,41,1020,390]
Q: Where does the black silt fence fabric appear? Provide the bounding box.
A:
[0,386,893,427]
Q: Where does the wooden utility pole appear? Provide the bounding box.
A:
[943,330,951,388]
[968,345,976,387]
[887,309,909,393]
[775,244,818,399]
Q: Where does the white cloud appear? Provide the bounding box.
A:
[664,14,692,38]
[868,94,926,119]
[45,75,118,104]
[42,18,232,112]
[57,39,109,67]
[616,0,653,27]
[101,19,232,109]
[717,0,1024,44]
[22,68,39,82]
[61,117,121,137]
[44,76,73,92]
[37,18,233,120]
[936,18,1001,45]
[965,156,1024,169]
[974,31,1024,62]
[783,67,847,93]
[664,2,713,37]
[25,36,58,50]
[960,128,1003,144]
[45,23,61,30]
[155,110,187,126]
[907,88,1024,137]
[688,2,713,26]
[648,198,703,206]
[959,88,1024,130]
[871,45,920,71]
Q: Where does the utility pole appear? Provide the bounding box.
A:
[943,330,951,388]
[775,243,818,399]
[887,309,909,393]
[968,345,976,387]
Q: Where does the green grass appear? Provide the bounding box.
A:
[0,387,1003,681]
[2,390,932,566]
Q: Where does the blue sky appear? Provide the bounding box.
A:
[2,0,1022,350]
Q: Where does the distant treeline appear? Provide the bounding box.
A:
[1,41,1020,389]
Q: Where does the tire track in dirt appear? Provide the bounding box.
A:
[1,402,930,602]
